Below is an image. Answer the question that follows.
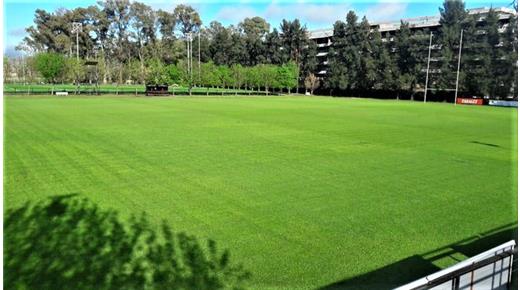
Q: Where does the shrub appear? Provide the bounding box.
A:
[33,52,66,83]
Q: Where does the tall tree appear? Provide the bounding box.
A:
[208,21,232,65]
[502,15,518,97]
[396,21,419,93]
[265,28,285,64]
[437,0,467,90]
[100,0,132,83]
[280,19,308,93]
[228,26,248,65]
[301,40,318,81]
[375,32,399,92]
[156,10,177,64]
[173,4,202,37]
[87,5,111,83]
[325,20,349,92]
[129,2,156,84]
[460,14,488,96]
[344,11,361,90]
[239,17,270,65]
[358,16,377,90]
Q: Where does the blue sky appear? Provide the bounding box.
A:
[3,0,512,55]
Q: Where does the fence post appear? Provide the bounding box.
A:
[135,88,137,96]
[27,87,30,95]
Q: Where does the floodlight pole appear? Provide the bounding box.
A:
[198,29,201,86]
[72,22,82,62]
[21,56,26,85]
[71,22,82,94]
[424,32,433,103]
[186,32,193,94]
[76,30,79,61]
[454,29,464,106]
[188,32,193,86]
[186,33,190,75]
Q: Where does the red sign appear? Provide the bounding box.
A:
[456,98,484,105]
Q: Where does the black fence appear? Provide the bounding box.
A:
[3,88,280,96]
[396,240,516,290]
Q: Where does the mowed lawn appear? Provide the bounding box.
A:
[4,95,518,289]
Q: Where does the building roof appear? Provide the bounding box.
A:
[308,7,516,39]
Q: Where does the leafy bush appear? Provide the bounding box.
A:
[4,195,250,290]
[146,59,171,85]
[33,52,66,83]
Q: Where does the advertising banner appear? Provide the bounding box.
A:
[456,98,484,105]
[488,100,518,107]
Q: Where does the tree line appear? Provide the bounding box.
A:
[325,1,517,99]
[147,59,299,95]
[10,0,315,94]
[5,0,517,98]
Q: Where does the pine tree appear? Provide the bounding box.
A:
[375,32,399,92]
[438,0,467,90]
[325,20,349,92]
[301,40,318,81]
[358,17,377,91]
[502,15,518,97]
[484,9,501,97]
[461,14,488,96]
[344,11,361,90]
[396,22,417,92]
[265,28,285,64]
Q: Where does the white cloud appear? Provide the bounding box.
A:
[363,2,408,23]
[9,27,27,37]
[215,5,258,22]
[212,3,351,29]
[295,3,352,24]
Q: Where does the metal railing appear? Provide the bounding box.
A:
[396,240,516,290]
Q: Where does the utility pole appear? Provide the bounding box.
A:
[424,32,433,103]
[198,29,201,86]
[454,29,464,106]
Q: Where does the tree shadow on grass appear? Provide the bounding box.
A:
[321,255,441,290]
[4,194,250,290]
[318,223,517,290]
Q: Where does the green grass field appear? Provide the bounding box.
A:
[4,95,517,289]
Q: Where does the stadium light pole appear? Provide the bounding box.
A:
[454,29,464,106]
[71,22,82,62]
[188,32,193,85]
[198,27,201,86]
[185,32,193,94]
[71,22,82,94]
[424,32,433,103]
